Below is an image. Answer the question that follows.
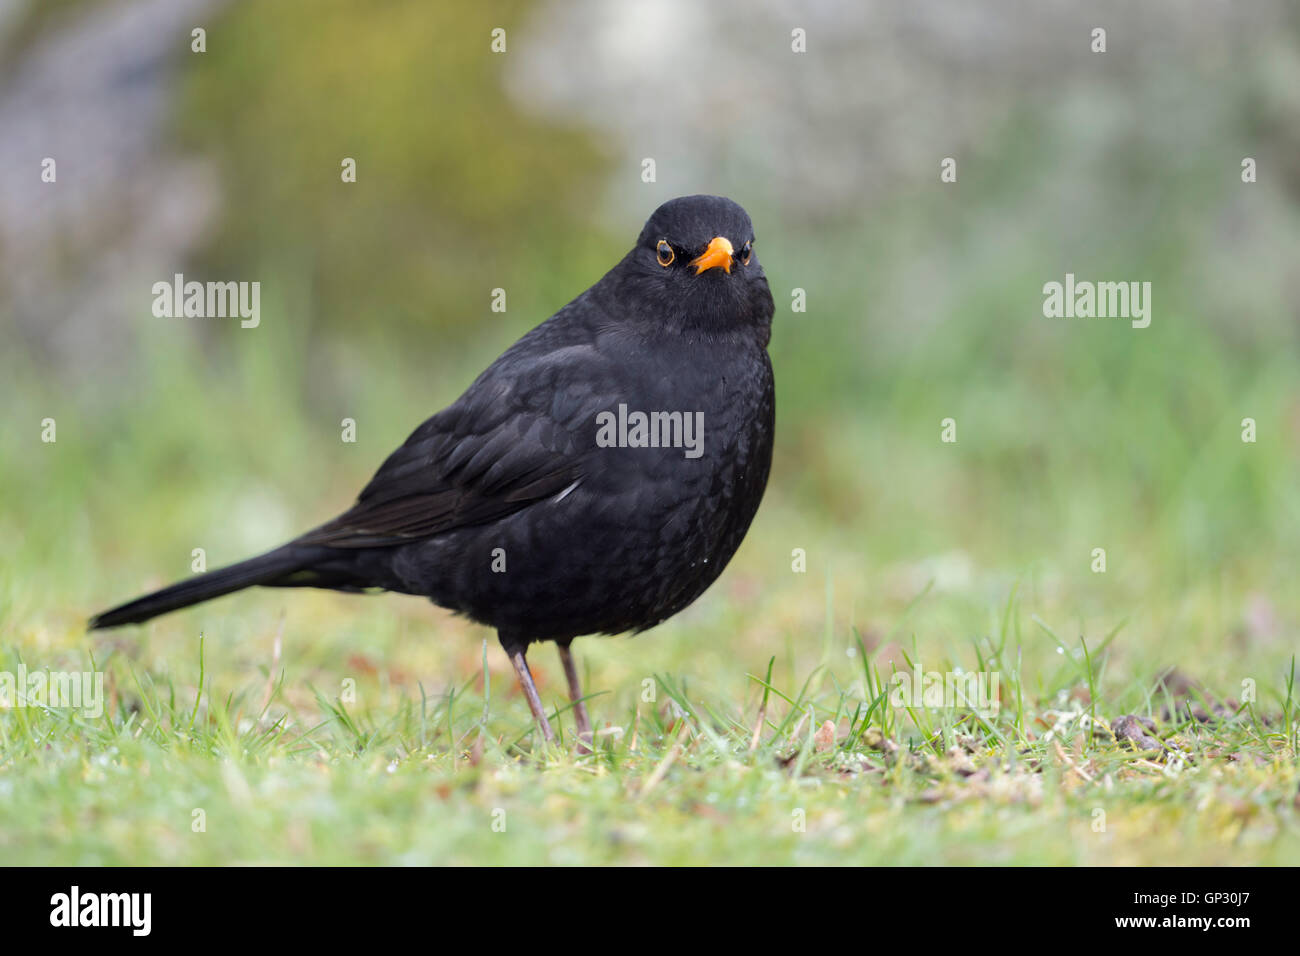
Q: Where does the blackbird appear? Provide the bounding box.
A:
[90,194,776,744]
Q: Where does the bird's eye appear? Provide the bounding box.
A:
[656,240,674,267]
[739,240,753,266]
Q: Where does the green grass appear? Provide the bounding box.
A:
[1,598,1296,865]
[2,319,1298,865]
[3,0,1299,865]
[5,223,1298,863]
[4,177,1299,862]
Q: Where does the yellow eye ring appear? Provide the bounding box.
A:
[656,240,674,267]
[739,240,753,266]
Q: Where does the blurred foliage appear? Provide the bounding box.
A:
[174,0,613,347]
[0,0,91,60]
[0,0,1293,630]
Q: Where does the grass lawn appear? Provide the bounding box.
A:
[3,323,1297,864]
[2,585,1296,865]
[3,88,1297,862]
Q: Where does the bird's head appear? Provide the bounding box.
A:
[617,195,774,342]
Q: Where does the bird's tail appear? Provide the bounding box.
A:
[89,547,309,630]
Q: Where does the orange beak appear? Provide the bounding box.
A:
[690,236,734,275]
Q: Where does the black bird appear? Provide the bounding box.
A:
[91,194,776,744]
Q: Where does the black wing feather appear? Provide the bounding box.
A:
[297,331,605,549]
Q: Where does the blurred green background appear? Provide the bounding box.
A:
[1,0,1298,864]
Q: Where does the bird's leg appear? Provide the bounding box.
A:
[557,642,592,752]
[508,649,554,743]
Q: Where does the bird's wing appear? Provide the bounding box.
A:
[297,339,611,549]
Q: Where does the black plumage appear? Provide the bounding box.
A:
[90,195,776,743]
